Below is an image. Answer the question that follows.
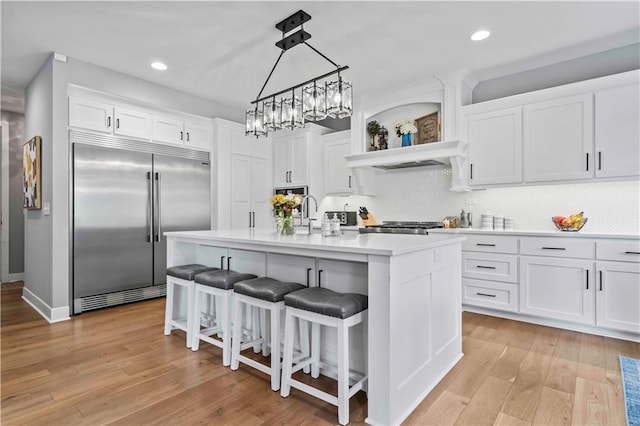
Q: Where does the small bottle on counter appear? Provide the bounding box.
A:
[321,213,331,237]
[330,213,341,236]
[460,209,469,228]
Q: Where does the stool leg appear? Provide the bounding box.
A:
[260,308,269,356]
[230,297,243,371]
[186,282,194,348]
[221,291,232,367]
[299,319,310,374]
[280,309,296,398]
[164,279,174,335]
[253,307,262,354]
[191,285,201,351]
[214,293,223,336]
[311,322,321,379]
[270,304,282,391]
[337,321,350,426]
[362,312,369,395]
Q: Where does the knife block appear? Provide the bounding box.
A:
[360,213,378,227]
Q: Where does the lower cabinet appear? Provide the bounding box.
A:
[266,253,316,287]
[462,278,518,312]
[519,256,595,325]
[596,261,640,333]
[195,245,266,276]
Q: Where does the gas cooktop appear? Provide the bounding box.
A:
[359,221,443,235]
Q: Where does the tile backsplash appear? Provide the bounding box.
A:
[318,166,640,235]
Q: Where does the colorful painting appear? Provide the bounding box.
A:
[23,136,41,209]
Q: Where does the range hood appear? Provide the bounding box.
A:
[345,140,469,191]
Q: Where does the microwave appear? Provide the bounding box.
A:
[273,186,309,218]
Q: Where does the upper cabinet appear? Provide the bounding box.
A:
[465,107,522,187]
[595,84,640,178]
[68,91,211,152]
[324,133,352,194]
[523,94,593,182]
[462,70,639,189]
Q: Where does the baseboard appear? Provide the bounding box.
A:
[22,287,70,323]
[8,273,24,281]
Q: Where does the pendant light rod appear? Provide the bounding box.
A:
[251,65,349,105]
[256,50,285,101]
[303,41,340,68]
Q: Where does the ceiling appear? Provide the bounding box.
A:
[2,1,639,114]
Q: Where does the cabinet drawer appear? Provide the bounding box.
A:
[596,240,640,262]
[462,234,518,254]
[462,252,518,283]
[462,278,518,312]
[520,237,594,259]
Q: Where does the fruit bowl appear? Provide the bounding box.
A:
[552,217,588,232]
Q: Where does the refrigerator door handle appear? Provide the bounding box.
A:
[147,171,153,242]
[155,172,162,242]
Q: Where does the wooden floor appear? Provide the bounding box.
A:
[1,283,638,425]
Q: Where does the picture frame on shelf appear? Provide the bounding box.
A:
[414,111,440,144]
[23,136,42,209]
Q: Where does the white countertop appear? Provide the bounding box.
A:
[165,229,465,256]
[428,227,640,240]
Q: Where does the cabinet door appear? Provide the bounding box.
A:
[230,155,252,229]
[185,122,211,151]
[227,249,266,277]
[69,96,113,133]
[324,139,352,194]
[153,116,184,145]
[595,84,640,178]
[596,261,640,333]
[519,256,594,324]
[250,157,272,229]
[114,107,152,140]
[317,259,368,295]
[267,253,316,287]
[466,107,522,186]
[272,139,291,186]
[289,135,308,186]
[523,94,593,182]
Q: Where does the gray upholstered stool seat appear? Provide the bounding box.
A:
[233,277,305,303]
[284,287,368,319]
[194,270,258,290]
[167,264,219,281]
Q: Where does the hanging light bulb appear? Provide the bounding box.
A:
[264,97,283,131]
[281,90,304,129]
[302,80,327,121]
[326,74,352,119]
[245,104,268,137]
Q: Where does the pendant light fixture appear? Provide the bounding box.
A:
[246,10,352,137]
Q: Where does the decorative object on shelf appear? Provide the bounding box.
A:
[271,193,302,235]
[22,136,42,209]
[552,211,587,231]
[414,111,441,144]
[367,120,381,151]
[395,120,418,147]
[377,126,389,150]
[246,10,352,138]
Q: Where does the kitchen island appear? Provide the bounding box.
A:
[165,229,465,425]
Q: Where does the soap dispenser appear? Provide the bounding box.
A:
[330,213,341,236]
[321,213,331,237]
[460,209,469,228]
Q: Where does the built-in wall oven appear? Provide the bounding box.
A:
[274,185,308,217]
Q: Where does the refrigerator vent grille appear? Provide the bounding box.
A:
[79,284,166,312]
[70,131,209,162]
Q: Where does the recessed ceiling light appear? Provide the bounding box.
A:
[470,30,491,41]
[151,61,167,71]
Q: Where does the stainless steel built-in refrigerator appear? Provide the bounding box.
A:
[71,131,210,313]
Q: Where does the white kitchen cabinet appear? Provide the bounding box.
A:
[231,154,271,230]
[324,135,353,194]
[69,96,113,133]
[596,261,640,333]
[267,253,316,287]
[113,107,152,140]
[184,121,211,151]
[273,135,308,186]
[462,252,518,283]
[523,94,593,182]
[462,278,518,313]
[595,83,640,178]
[153,116,210,150]
[519,256,595,325]
[195,245,266,275]
[465,106,522,186]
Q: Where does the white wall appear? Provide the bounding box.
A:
[319,165,640,235]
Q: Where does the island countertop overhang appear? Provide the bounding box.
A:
[164,229,466,257]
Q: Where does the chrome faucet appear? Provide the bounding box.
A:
[301,194,318,234]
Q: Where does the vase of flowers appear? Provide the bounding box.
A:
[395,119,418,147]
[271,193,302,235]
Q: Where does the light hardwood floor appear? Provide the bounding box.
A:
[1,283,637,425]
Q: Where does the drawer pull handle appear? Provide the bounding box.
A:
[476,243,496,247]
[624,251,640,255]
[306,268,312,287]
[220,256,225,269]
[599,270,603,291]
[476,292,496,298]
[542,247,566,250]
[586,271,589,290]
[476,265,497,270]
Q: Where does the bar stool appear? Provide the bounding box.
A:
[230,277,306,391]
[164,264,218,348]
[280,287,368,426]
[190,270,257,366]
